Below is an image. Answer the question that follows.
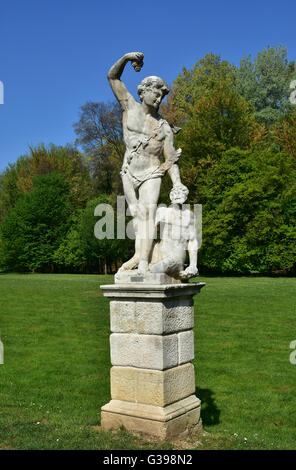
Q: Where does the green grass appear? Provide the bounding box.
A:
[0,273,295,449]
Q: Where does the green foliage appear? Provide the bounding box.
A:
[273,107,296,158]
[0,144,92,223]
[236,45,296,126]
[0,173,73,272]
[73,101,124,195]
[199,148,296,274]
[161,52,268,203]
[53,213,87,270]
[165,53,237,124]
[174,85,266,202]
[54,195,133,273]
[1,45,296,275]
[0,159,25,222]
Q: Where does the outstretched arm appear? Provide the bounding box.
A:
[107,52,144,104]
[187,215,198,272]
[180,213,199,279]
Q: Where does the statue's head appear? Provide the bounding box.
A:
[169,184,189,205]
[138,76,169,109]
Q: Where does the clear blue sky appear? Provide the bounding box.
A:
[0,0,295,172]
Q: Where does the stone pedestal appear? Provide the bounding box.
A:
[100,281,205,440]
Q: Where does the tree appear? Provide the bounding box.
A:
[170,84,266,202]
[236,45,296,126]
[198,148,296,274]
[0,161,22,222]
[0,144,92,223]
[161,53,237,125]
[73,101,124,195]
[54,195,133,273]
[0,173,73,272]
[272,108,296,159]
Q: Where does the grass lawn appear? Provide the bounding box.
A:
[0,273,295,450]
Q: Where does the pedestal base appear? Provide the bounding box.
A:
[100,282,205,441]
[101,395,202,440]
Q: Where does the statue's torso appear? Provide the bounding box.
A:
[156,207,192,250]
[122,101,166,178]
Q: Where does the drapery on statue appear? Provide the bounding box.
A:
[107,52,195,278]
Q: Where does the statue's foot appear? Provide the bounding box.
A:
[137,260,148,276]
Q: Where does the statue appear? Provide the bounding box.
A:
[150,184,199,280]
[101,53,204,440]
[107,52,197,279]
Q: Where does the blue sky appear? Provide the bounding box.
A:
[0,0,295,172]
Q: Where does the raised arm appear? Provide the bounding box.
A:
[107,52,144,105]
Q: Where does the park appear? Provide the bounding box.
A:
[0,273,295,450]
[0,0,296,455]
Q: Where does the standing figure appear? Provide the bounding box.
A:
[107,52,186,276]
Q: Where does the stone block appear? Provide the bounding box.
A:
[162,298,194,333]
[101,395,202,440]
[178,330,194,365]
[110,301,136,333]
[110,333,178,370]
[135,301,163,334]
[110,363,195,406]
[110,297,194,335]
[100,282,206,440]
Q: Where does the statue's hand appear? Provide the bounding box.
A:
[180,266,199,280]
[126,52,144,72]
[126,52,144,62]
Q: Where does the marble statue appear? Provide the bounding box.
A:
[150,184,199,280]
[101,53,204,440]
[107,52,197,280]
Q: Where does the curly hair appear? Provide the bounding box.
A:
[137,76,169,101]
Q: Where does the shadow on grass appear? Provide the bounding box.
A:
[196,387,220,426]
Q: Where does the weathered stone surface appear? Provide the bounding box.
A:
[178,330,194,365]
[101,282,205,299]
[101,395,202,440]
[100,282,205,439]
[110,297,194,335]
[163,298,194,333]
[115,271,181,285]
[110,333,178,370]
[111,363,195,406]
[135,301,163,334]
[107,52,200,280]
[162,363,195,405]
[110,301,136,333]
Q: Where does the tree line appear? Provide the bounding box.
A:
[1,45,296,275]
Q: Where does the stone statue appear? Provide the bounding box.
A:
[150,184,199,280]
[101,53,204,440]
[107,52,187,276]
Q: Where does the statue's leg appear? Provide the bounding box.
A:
[121,173,138,217]
[137,178,161,275]
[117,254,139,272]
[115,174,139,273]
[150,257,179,274]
